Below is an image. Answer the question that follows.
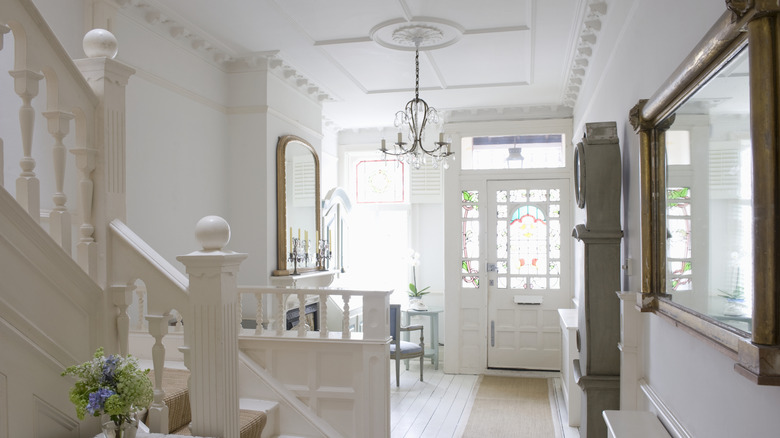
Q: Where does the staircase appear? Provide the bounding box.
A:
[146,368,268,438]
[0,1,391,437]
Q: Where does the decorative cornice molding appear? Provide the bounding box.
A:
[563,1,607,108]
[110,0,335,104]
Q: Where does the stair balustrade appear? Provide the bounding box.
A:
[237,286,390,342]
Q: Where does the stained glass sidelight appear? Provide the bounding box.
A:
[462,190,480,289]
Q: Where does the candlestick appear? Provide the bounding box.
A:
[381,139,387,151]
[439,132,444,143]
[397,132,403,143]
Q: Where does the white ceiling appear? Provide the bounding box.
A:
[126,0,604,131]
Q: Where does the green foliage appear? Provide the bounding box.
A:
[408,282,431,297]
[61,347,153,426]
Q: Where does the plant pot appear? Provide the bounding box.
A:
[409,297,428,311]
[723,299,746,316]
[101,417,138,438]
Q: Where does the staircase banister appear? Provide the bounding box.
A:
[7,0,99,107]
[238,350,345,438]
[109,219,189,316]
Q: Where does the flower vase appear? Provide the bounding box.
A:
[101,417,138,438]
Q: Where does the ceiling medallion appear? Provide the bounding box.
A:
[370,19,463,51]
[391,24,443,48]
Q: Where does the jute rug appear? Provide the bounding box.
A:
[462,376,555,438]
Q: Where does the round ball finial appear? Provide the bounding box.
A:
[195,216,231,251]
[83,29,118,59]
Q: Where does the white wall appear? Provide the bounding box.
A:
[577,1,780,436]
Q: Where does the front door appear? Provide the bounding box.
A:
[486,179,571,370]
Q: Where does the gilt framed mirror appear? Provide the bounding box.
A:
[630,3,780,385]
[274,135,320,276]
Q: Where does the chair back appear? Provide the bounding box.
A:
[389,304,401,341]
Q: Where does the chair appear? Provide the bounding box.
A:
[389,304,424,387]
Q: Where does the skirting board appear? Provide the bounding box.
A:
[639,379,691,438]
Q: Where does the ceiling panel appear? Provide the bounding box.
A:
[272,0,405,42]
[320,42,443,93]
[433,31,530,88]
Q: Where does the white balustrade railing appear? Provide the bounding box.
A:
[238,286,390,342]
[1,0,133,282]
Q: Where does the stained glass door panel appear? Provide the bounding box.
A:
[487,179,571,370]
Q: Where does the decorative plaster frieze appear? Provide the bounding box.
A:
[563,0,607,108]
[109,0,334,104]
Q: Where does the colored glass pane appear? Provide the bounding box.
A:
[462,190,479,203]
[462,220,480,258]
[462,203,479,218]
[509,189,527,202]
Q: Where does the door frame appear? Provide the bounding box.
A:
[442,119,574,374]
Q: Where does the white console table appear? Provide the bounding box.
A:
[558,308,581,427]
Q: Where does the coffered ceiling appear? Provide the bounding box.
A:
[119,0,607,130]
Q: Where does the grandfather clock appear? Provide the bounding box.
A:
[572,122,623,438]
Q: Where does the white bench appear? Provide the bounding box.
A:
[603,410,671,438]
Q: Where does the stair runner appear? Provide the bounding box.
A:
[146,368,266,438]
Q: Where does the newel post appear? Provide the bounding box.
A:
[74,29,135,284]
[177,216,247,438]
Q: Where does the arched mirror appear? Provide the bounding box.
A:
[274,135,320,276]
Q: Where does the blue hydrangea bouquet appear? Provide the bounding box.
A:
[62,347,153,432]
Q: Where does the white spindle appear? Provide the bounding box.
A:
[276,294,285,335]
[0,24,9,50]
[43,110,74,253]
[297,292,307,336]
[10,69,43,222]
[135,284,147,330]
[70,147,97,277]
[342,294,351,339]
[319,293,328,337]
[146,314,170,434]
[254,292,264,335]
[112,285,133,356]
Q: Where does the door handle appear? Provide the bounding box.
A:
[490,320,495,347]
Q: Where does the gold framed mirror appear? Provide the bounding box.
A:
[274,135,321,276]
[630,3,780,385]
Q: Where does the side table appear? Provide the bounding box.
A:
[402,306,443,370]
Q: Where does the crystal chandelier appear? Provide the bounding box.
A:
[379,31,454,169]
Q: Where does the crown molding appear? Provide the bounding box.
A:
[562,1,607,108]
[108,0,335,104]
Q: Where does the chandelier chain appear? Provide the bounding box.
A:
[415,47,420,101]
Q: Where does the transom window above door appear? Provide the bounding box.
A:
[460,134,566,170]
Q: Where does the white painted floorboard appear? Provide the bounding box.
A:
[390,348,580,438]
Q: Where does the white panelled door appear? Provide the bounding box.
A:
[486,179,571,370]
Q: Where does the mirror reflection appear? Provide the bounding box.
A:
[665,46,752,332]
[275,135,320,275]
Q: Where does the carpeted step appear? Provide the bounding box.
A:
[146,367,266,438]
[146,368,192,432]
[171,409,266,438]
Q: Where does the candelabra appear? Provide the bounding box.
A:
[288,237,310,276]
[316,239,331,271]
